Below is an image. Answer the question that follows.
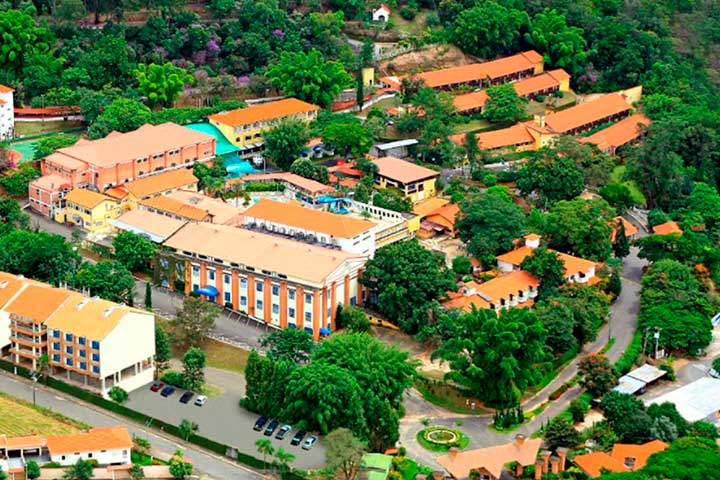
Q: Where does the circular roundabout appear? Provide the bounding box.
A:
[417,427,469,452]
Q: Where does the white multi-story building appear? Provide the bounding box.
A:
[0,85,14,140]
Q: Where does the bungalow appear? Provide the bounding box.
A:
[372,3,391,22]
[372,156,439,203]
[442,270,540,313]
[574,440,668,478]
[580,113,650,155]
[104,167,199,209]
[652,221,682,235]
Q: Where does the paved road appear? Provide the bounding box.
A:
[0,371,261,480]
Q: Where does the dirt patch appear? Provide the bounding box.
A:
[379,44,476,76]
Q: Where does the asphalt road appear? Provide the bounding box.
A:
[0,371,261,480]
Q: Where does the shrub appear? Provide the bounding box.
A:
[108,386,129,404]
[534,94,546,102]
[568,395,591,423]
[400,6,417,20]
[553,91,564,98]
[161,370,185,388]
[244,182,286,192]
[224,301,233,309]
[615,331,643,374]
[425,12,440,27]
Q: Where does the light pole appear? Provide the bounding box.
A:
[31,371,39,406]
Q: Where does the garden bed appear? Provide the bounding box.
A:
[416,427,470,452]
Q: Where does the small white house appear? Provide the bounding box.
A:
[46,426,133,466]
[0,85,14,140]
[372,4,391,22]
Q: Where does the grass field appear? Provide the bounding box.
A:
[14,120,84,137]
[169,335,250,375]
[611,165,646,205]
[0,392,86,436]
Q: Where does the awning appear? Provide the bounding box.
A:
[197,285,219,296]
[319,327,331,335]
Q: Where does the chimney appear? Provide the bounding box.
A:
[624,457,636,470]
[541,451,551,473]
[557,447,569,471]
[550,456,560,475]
[514,434,526,446]
[432,471,444,480]
[534,460,544,480]
[448,447,459,459]
[524,234,541,249]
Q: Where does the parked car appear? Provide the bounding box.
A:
[275,425,292,440]
[150,381,164,392]
[253,415,269,431]
[302,435,318,450]
[194,395,208,406]
[160,386,176,397]
[179,391,194,404]
[711,313,720,328]
[290,430,306,446]
[264,419,280,436]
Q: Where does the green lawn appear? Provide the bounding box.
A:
[0,391,86,436]
[451,118,493,134]
[611,165,646,205]
[14,120,84,137]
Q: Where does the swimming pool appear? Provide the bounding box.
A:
[225,157,258,177]
[9,141,38,163]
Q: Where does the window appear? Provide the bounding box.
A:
[53,330,60,338]
[92,353,100,362]
[256,282,263,292]
[88,453,92,458]
[288,290,296,300]
[65,358,73,366]
[91,341,100,349]
[305,293,312,303]
[79,350,86,358]
[240,296,247,307]
[272,304,279,314]
[52,354,60,362]
[240,277,247,288]
[305,312,312,322]
[53,342,60,350]
[65,333,73,342]
[79,362,87,370]
[92,366,100,374]
[256,300,263,311]
[192,265,200,274]
[272,285,279,296]
[224,292,231,303]
[78,337,86,346]
[208,270,215,281]
[65,346,73,355]
[160,258,169,269]
[289,308,296,318]
[224,273,231,284]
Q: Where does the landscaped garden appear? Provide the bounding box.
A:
[416,426,470,452]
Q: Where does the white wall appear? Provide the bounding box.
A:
[99,310,155,392]
[0,312,10,350]
[0,90,14,140]
[52,447,130,466]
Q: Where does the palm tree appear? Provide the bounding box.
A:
[274,447,295,475]
[255,438,274,472]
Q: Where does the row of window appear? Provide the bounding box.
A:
[52,354,100,374]
[52,343,101,360]
[51,330,100,349]
[194,268,310,300]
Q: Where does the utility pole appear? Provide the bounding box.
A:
[654,328,662,359]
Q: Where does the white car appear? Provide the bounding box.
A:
[302,435,318,450]
[194,395,208,407]
[711,313,720,328]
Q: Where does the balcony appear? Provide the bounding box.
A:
[11,347,38,360]
[10,324,41,337]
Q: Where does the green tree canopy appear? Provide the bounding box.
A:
[543,198,616,261]
[181,347,206,392]
[517,155,585,208]
[135,62,194,107]
[113,231,157,273]
[544,415,581,451]
[322,119,373,158]
[0,198,29,236]
[0,10,53,76]
[74,261,135,304]
[0,230,79,285]
[261,328,315,364]
[89,99,152,139]
[33,133,78,160]
[451,2,528,58]
[325,428,366,480]
[171,296,218,349]
[525,9,589,76]
[263,120,310,170]
[520,246,566,300]
[483,83,526,124]
[579,354,617,398]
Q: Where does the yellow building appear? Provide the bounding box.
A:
[208,98,320,157]
[362,67,375,87]
[371,156,440,203]
[104,168,199,212]
[56,189,119,232]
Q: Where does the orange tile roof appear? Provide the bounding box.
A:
[436,437,542,479]
[65,188,115,209]
[442,293,491,311]
[0,84,14,93]
[328,162,363,177]
[230,172,335,195]
[581,113,650,151]
[114,209,187,239]
[413,197,450,218]
[51,123,214,168]
[513,69,569,97]
[372,156,439,184]
[164,222,365,284]
[46,426,132,456]
[140,196,209,221]
[451,123,536,150]
[45,295,140,341]
[403,51,543,89]
[0,435,45,449]
[453,90,489,112]
[574,451,628,478]
[166,190,243,225]
[104,186,130,200]
[575,441,668,478]
[4,285,74,324]
[44,152,88,171]
[209,98,319,127]
[425,203,460,231]
[652,221,682,235]
[476,270,539,302]
[339,178,358,187]
[543,93,632,133]
[610,440,668,470]
[30,174,73,192]
[610,216,639,242]
[118,168,198,199]
[243,199,375,238]
[0,99,4,106]
[0,273,34,310]
[496,246,596,278]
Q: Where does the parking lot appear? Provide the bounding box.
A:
[126,378,326,470]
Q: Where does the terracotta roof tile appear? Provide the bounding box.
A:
[436,438,542,479]
[230,172,335,195]
[652,220,682,235]
[496,246,596,278]
[45,296,140,341]
[425,203,460,231]
[65,189,115,209]
[46,426,132,456]
[453,90,489,112]
[140,196,209,221]
[610,217,638,242]
[209,98,319,127]
[0,273,34,310]
[581,114,650,151]
[0,435,45,449]
[610,440,668,470]
[574,441,668,478]
[451,123,536,151]
[513,69,569,97]
[372,156,439,184]
[413,198,450,218]
[165,190,243,225]
[243,199,375,238]
[29,174,73,192]
[574,452,628,478]
[4,285,75,324]
[0,85,14,93]
[543,93,632,133]
[120,168,198,199]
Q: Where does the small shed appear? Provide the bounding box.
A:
[645,377,720,423]
[361,453,393,480]
[370,139,419,159]
[613,364,666,395]
[372,4,391,22]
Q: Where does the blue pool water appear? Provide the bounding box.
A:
[185,122,258,178]
[225,158,258,177]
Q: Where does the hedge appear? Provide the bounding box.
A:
[614,330,643,375]
[0,359,304,478]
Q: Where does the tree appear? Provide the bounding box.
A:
[612,219,631,258]
[89,99,152,140]
[168,450,192,480]
[241,351,295,418]
[0,230,80,285]
[372,189,412,213]
[255,438,275,471]
[517,155,585,208]
[543,198,616,261]
[520,247,566,300]
[261,328,315,363]
[639,437,720,480]
[193,156,227,196]
[263,120,310,170]
[0,10,52,75]
[25,461,40,480]
[0,197,29,236]
[274,447,295,475]
[33,134,78,160]
[525,9,588,75]
[135,62,193,108]
[267,49,351,108]
[600,183,636,212]
[56,0,87,20]
[290,158,329,183]
[37,353,51,386]
[533,300,577,355]
[108,386,129,404]
[75,261,136,304]
[62,459,94,480]
[155,324,171,374]
[113,231,157,273]
[457,189,526,267]
[336,305,371,333]
[544,415,581,450]
[579,354,617,398]
[360,240,455,333]
[483,84,526,124]
[599,391,645,426]
[322,120,373,158]
[452,256,472,276]
[172,296,218,349]
[282,362,365,435]
[433,308,548,406]
[326,428,366,480]
[144,282,152,310]
[181,347,206,392]
[0,164,40,197]
[129,464,144,480]
[178,419,198,440]
[714,356,720,375]
[451,2,528,58]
